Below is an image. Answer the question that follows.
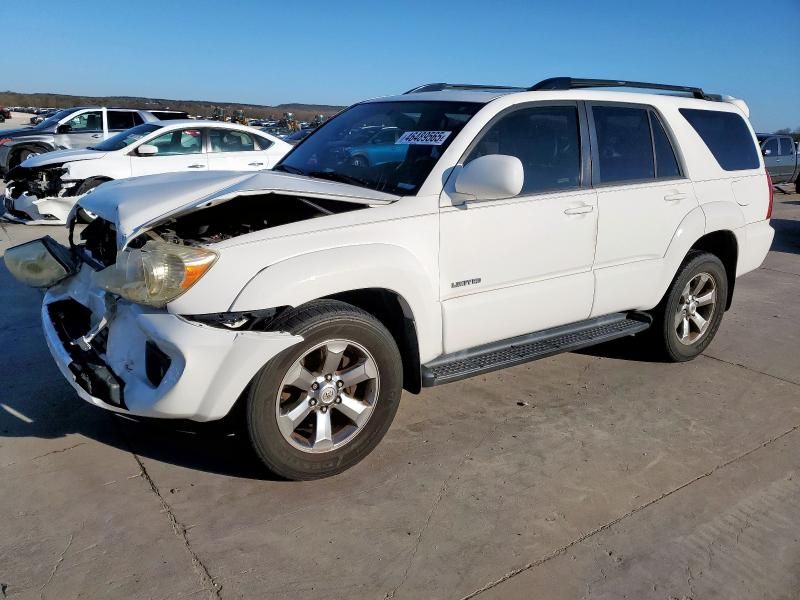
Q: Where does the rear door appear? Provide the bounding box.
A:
[129,127,207,176]
[206,128,274,170]
[779,137,797,182]
[761,137,782,182]
[588,103,698,316]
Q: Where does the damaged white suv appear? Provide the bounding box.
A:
[5,78,775,480]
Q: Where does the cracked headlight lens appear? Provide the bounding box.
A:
[93,240,217,307]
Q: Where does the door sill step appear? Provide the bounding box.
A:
[421,312,651,387]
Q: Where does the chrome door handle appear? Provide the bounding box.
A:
[564,205,594,215]
[187,164,205,169]
[248,161,264,166]
[664,192,687,202]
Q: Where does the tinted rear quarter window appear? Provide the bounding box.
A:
[679,109,759,171]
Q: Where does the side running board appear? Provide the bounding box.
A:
[421,312,651,387]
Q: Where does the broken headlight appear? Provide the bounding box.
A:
[4,236,77,287]
[93,240,217,307]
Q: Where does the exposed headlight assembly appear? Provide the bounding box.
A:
[93,240,217,307]
[4,236,77,287]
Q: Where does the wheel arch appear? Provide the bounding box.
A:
[689,229,738,309]
[323,288,422,394]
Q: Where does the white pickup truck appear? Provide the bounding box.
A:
[5,78,775,480]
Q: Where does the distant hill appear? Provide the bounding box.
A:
[0,91,345,122]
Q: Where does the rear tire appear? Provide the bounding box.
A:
[246,300,403,480]
[650,251,728,362]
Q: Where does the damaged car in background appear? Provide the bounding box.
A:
[3,80,775,480]
[2,121,291,224]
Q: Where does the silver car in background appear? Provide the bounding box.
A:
[0,107,188,175]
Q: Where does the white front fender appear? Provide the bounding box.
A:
[229,244,443,363]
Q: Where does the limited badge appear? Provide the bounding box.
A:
[396,131,451,145]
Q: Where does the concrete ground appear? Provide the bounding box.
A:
[1,134,799,597]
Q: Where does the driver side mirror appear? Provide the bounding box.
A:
[56,124,71,134]
[454,154,524,201]
[762,147,772,156]
[137,144,159,156]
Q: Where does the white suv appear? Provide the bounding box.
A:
[5,77,775,480]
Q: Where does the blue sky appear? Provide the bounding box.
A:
[1,0,798,131]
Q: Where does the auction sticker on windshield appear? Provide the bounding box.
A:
[396,131,451,145]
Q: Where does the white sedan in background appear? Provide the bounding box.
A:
[2,120,292,224]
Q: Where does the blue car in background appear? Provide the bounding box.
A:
[343,126,407,168]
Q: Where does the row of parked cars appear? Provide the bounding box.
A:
[1,106,292,223]
[0,77,783,480]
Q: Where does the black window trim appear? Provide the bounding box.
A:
[456,100,591,200]
[586,101,687,189]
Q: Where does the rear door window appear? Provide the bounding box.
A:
[679,108,760,171]
[592,105,654,183]
[209,129,258,152]
[107,111,142,131]
[465,104,582,194]
[779,137,796,156]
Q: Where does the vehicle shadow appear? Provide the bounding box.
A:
[0,263,279,480]
[769,218,800,255]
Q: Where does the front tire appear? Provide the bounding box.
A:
[651,251,728,362]
[246,300,403,480]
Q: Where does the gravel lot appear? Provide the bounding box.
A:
[1,113,799,599]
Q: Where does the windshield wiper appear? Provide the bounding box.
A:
[272,164,306,175]
[306,170,368,188]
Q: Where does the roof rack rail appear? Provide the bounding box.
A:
[529,77,720,101]
[404,83,524,94]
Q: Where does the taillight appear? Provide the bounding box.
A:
[766,171,774,220]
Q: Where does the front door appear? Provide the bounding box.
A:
[439,102,597,353]
[130,127,207,177]
[53,109,105,149]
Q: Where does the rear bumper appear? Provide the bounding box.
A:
[42,265,303,421]
[736,219,775,277]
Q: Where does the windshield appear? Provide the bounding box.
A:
[90,123,162,151]
[275,101,482,196]
[38,109,76,129]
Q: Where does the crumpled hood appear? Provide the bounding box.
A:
[23,148,108,168]
[78,169,399,239]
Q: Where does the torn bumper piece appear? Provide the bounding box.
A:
[2,187,75,225]
[42,266,304,421]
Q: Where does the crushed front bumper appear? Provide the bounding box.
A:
[42,265,303,421]
[2,187,74,225]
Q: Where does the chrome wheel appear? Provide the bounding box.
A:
[275,339,379,453]
[675,272,717,345]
